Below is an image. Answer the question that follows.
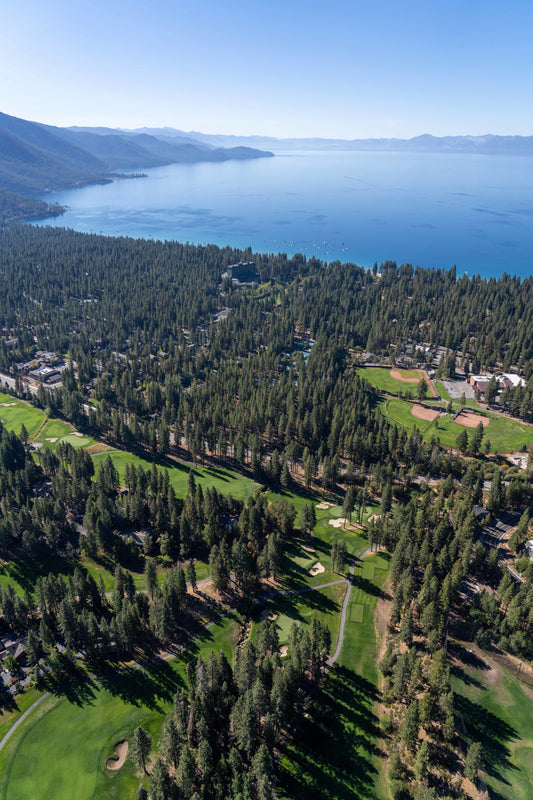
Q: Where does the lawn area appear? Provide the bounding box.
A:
[279,499,379,591]
[91,450,259,501]
[0,555,79,597]
[278,552,390,800]
[36,418,95,450]
[380,397,533,453]
[357,366,427,397]
[255,582,347,653]
[434,379,451,402]
[0,392,46,439]
[0,612,242,800]
[451,647,533,800]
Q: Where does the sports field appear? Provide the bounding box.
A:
[357,367,431,397]
[380,397,532,452]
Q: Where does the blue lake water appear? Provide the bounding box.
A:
[37,150,533,278]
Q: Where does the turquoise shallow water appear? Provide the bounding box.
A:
[36,149,533,278]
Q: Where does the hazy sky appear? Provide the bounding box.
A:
[3,0,533,138]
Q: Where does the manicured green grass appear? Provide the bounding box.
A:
[91,450,259,501]
[434,379,451,402]
[0,687,43,743]
[0,393,46,439]
[0,613,242,800]
[380,397,533,453]
[0,555,78,597]
[279,499,379,591]
[278,552,390,800]
[357,366,425,397]
[257,583,347,651]
[35,418,95,450]
[451,651,533,800]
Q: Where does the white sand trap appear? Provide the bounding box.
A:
[329,517,347,528]
[280,645,288,657]
[0,402,17,407]
[73,431,83,437]
[46,437,58,442]
[316,501,333,509]
[106,740,128,771]
[367,514,382,524]
[268,612,278,622]
[301,544,315,553]
[309,562,325,576]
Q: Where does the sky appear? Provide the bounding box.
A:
[2,0,533,139]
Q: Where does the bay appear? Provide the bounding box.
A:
[36,150,533,278]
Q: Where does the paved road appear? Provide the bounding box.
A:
[0,691,50,752]
[327,564,354,667]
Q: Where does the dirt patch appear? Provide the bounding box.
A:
[106,740,128,771]
[455,411,490,429]
[390,369,436,397]
[309,562,325,576]
[301,544,315,553]
[411,404,440,422]
[390,368,418,384]
[316,501,333,509]
[280,645,288,658]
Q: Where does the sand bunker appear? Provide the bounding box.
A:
[309,562,325,576]
[260,609,278,621]
[367,514,382,524]
[455,411,489,429]
[301,544,315,553]
[0,402,16,407]
[411,404,440,422]
[316,501,333,509]
[106,741,128,771]
[280,645,288,658]
[329,517,346,528]
[73,432,84,437]
[46,437,58,442]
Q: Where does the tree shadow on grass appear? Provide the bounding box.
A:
[455,694,517,787]
[97,658,182,713]
[278,665,383,800]
[45,662,98,708]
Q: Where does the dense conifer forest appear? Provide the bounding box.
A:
[0,223,532,799]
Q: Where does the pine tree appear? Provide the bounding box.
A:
[131,726,152,774]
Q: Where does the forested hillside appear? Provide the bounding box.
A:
[0,224,531,800]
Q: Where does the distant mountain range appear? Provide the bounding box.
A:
[125,127,533,155]
[2,110,533,223]
[0,111,273,221]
